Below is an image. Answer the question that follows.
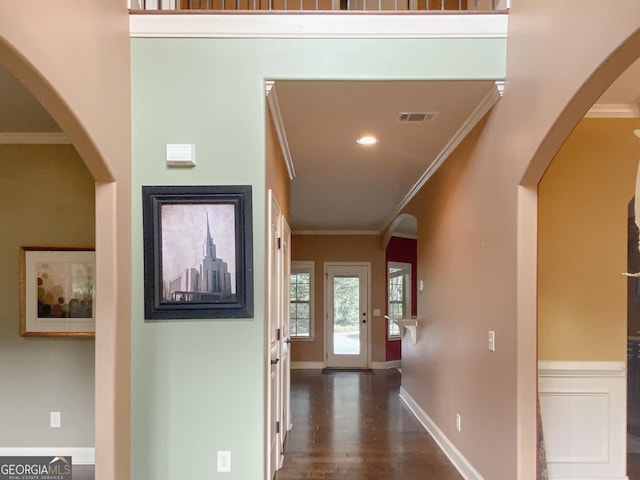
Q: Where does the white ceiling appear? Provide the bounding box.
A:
[1,58,638,237]
[273,79,497,234]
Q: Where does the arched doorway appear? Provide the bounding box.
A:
[524,25,640,480]
[0,18,131,479]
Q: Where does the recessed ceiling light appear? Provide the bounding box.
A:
[356,136,379,145]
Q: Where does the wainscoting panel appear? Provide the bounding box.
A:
[538,361,627,480]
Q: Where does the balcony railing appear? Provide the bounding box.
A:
[132,0,507,12]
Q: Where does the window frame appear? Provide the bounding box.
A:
[290,261,315,341]
[387,261,412,340]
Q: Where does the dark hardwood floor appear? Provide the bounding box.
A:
[72,465,94,480]
[275,369,463,480]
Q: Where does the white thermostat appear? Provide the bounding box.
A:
[166,144,196,167]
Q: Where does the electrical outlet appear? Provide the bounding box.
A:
[488,330,496,352]
[456,413,461,432]
[217,451,231,473]
[50,412,61,428]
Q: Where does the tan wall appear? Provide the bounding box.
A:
[0,2,131,182]
[0,3,131,479]
[401,115,522,478]
[538,118,640,361]
[290,234,387,363]
[266,105,291,219]
[506,4,640,477]
[0,144,95,447]
[397,3,640,478]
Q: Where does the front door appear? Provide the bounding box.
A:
[325,263,369,368]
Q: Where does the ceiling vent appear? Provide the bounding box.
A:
[398,112,439,123]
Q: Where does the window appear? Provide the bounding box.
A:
[387,262,412,338]
[290,261,314,339]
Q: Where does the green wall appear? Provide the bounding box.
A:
[130,36,505,480]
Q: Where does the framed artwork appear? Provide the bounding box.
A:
[142,185,254,319]
[20,247,96,337]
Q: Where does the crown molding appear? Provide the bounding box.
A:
[383,81,502,230]
[130,12,508,39]
[266,82,296,180]
[585,103,640,118]
[0,132,70,144]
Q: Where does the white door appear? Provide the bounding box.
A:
[267,190,291,478]
[280,219,292,438]
[267,191,282,479]
[325,263,370,368]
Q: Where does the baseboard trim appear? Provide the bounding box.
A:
[549,477,629,480]
[0,447,95,465]
[291,361,401,370]
[399,387,483,480]
[291,361,324,369]
[371,360,401,369]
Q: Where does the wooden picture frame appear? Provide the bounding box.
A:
[20,247,96,337]
[142,185,254,319]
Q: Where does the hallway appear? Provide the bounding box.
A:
[275,369,463,480]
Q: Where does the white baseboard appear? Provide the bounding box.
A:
[0,447,95,465]
[290,361,324,369]
[399,387,483,480]
[370,360,401,369]
[291,360,401,370]
[549,477,629,480]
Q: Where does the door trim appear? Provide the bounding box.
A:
[323,262,371,368]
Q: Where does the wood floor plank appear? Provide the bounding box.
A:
[275,369,463,480]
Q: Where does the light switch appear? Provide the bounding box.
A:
[50,412,61,428]
[488,330,496,352]
[418,280,424,292]
[217,451,231,472]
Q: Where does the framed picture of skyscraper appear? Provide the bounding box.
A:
[142,185,253,319]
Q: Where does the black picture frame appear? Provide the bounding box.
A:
[142,185,253,319]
